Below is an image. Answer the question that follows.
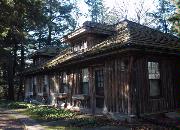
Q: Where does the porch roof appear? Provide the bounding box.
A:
[24,20,180,74]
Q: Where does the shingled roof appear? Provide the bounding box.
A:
[29,46,61,58]
[61,21,115,42]
[24,20,180,74]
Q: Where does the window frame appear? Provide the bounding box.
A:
[95,68,104,88]
[61,72,69,93]
[147,60,162,99]
[81,68,89,95]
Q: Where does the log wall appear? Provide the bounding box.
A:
[25,53,178,116]
[104,57,130,114]
[132,55,177,115]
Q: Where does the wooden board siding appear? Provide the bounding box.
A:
[132,55,177,115]
[175,59,180,107]
[27,53,178,116]
[104,57,130,114]
[56,70,83,106]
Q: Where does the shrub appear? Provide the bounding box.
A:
[70,118,97,127]
[7,102,34,109]
[27,106,76,120]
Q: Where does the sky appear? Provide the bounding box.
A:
[76,0,157,26]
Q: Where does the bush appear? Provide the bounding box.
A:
[27,106,76,120]
[7,102,34,109]
[69,116,115,127]
[70,118,97,127]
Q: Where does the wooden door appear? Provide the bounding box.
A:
[95,68,104,108]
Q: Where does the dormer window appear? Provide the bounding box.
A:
[74,45,78,52]
[82,41,88,50]
[72,41,88,52]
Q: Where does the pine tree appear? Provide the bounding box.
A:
[169,0,180,36]
[0,0,45,100]
[147,0,175,33]
[84,0,105,22]
[33,0,76,47]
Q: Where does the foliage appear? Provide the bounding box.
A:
[147,0,176,33]
[33,0,77,47]
[169,0,180,36]
[7,102,33,109]
[26,106,76,120]
[70,117,97,127]
[0,0,77,100]
[44,126,82,130]
[70,116,115,127]
[84,0,105,22]
[0,0,46,100]
[0,100,33,109]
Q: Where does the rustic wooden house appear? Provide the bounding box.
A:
[24,20,180,118]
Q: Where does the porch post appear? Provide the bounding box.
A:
[89,67,95,114]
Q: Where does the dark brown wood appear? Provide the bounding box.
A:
[24,49,179,117]
[132,54,177,115]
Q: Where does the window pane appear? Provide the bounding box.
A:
[44,75,48,85]
[148,62,160,79]
[82,68,89,94]
[64,84,69,93]
[150,80,160,97]
[63,72,67,83]
[82,82,89,94]
[84,42,87,49]
[95,69,104,88]
[82,68,89,82]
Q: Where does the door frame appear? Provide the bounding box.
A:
[90,66,105,114]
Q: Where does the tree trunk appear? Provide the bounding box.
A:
[47,24,52,45]
[7,42,18,100]
[17,42,25,100]
[47,0,52,46]
[7,61,14,100]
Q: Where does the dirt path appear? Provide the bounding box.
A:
[0,111,24,130]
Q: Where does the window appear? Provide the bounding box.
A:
[72,41,88,52]
[84,42,87,49]
[82,68,89,94]
[51,76,58,93]
[33,77,37,85]
[44,75,48,85]
[95,68,104,108]
[62,72,68,93]
[95,69,104,88]
[148,62,161,97]
[29,78,33,92]
[37,76,42,93]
